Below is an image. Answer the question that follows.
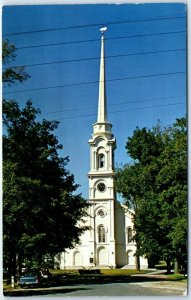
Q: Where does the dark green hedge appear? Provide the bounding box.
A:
[78,269,101,275]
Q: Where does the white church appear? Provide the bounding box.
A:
[59,28,148,269]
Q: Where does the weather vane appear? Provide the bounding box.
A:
[99,26,108,35]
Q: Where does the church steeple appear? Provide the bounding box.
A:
[93,27,112,136]
[87,28,117,267]
[97,28,107,123]
[88,26,116,180]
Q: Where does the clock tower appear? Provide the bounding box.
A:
[88,28,117,267]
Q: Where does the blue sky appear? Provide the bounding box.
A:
[2,3,187,199]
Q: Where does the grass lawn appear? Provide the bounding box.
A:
[166,274,187,283]
[100,269,150,276]
[50,268,150,277]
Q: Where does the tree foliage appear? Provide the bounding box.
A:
[115,118,187,272]
[3,41,89,277]
[3,102,89,274]
[2,39,30,85]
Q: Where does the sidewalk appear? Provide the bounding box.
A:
[131,269,168,279]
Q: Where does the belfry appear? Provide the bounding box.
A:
[59,28,148,269]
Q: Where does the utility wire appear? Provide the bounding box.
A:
[48,102,185,121]
[41,95,185,115]
[3,48,186,70]
[3,71,186,95]
[15,30,186,51]
[3,14,185,36]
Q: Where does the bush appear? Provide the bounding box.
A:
[78,269,101,275]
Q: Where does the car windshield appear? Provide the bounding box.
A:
[21,274,37,277]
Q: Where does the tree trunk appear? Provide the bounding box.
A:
[174,259,179,274]
[7,259,12,285]
[135,255,140,271]
[18,253,23,276]
[166,258,171,274]
[7,254,16,284]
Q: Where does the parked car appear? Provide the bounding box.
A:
[18,268,51,288]
[18,274,39,288]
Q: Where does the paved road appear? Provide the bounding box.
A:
[40,281,187,297]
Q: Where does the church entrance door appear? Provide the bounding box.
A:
[126,250,134,265]
[74,251,82,266]
[98,247,108,265]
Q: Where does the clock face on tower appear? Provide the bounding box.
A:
[97,182,106,192]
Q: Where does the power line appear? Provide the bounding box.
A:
[48,102,185,121]
[3,14,185,37]
[15,30,186,51]
[3,48,186,70]
[3,71,186,95]
[41,95,185,115]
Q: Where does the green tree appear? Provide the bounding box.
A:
[115,118,187,273]
[3,39,31,280]
[3,100,89,281]
[3,42,89,278]
[116,126,165,270]
[156,118,187,272]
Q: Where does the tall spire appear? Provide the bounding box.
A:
[97,27,108,123]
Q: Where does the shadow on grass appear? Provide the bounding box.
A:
[51,273,182,285]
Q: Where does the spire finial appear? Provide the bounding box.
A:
[99,26,108,36]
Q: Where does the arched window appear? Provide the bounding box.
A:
[127,228,133,243]
[98,225,106,243]
[98,154,105,168]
